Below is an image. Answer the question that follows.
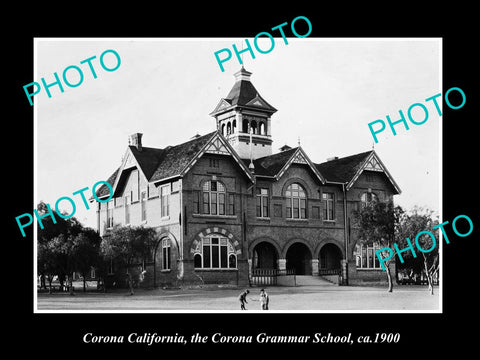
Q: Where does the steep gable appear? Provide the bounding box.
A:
[315,150,401,194]
[249,147,325,184]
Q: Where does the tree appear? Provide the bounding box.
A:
[36,201,101,294]
[70,228,103,292]
[353,200,404,292]
[397,207,439,295]
[100,225,157,295]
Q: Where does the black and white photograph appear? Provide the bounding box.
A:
[33,37,443,313]
[9,5,478,356]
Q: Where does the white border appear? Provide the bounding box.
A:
[33,37,443,314]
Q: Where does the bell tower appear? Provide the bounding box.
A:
[210,67,277,159]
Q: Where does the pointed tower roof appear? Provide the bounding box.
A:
[210,67,277,115]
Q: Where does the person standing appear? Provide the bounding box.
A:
[239,289,250,310]
[259,289,269,310]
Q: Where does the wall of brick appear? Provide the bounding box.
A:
[98,148,400,286]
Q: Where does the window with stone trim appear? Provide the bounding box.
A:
[355,243,381,269]
[162,238,171,270]
[361,192,378,207]
[106,200,114,228]
[202,180,226,215]
[256,188,269,217]
[140,191,147,221]
[286,183,307,219]
[193,236,237,269]
[160,184,170,217]
[322,192,335,220]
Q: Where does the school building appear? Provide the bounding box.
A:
[94,67,401,287]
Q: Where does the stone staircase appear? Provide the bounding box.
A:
[295,275,336,286]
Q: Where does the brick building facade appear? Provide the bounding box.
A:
[94,67,401,288]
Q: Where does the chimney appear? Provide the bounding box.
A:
[129,133,143,151]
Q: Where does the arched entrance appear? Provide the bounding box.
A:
[319,243,342,271]
[286,242,312,275]
[252,242,278,269]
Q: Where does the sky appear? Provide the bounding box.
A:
[35,38,441,229]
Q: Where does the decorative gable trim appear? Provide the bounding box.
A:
[276,147,326,184]
[109,147,149,197]
[364,155,383,172]
[180,132,255,183]
[347,151,401,194]
[210,98,232,115]
[246,95,267,108]
[204,137,230,155]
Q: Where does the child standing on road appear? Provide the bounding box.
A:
[259,289,269,310]
[239,289,250,310]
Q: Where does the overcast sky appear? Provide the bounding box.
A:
[35,38,441,229]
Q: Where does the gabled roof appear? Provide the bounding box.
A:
[315,151,373,184]
[95,131,255,199]
[224,78,277,112]
[315,150,401,194]
[245,147,326,184]
[149,132,216,182]
[210,67,277,115]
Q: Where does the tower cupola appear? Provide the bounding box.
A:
[210,67,277,159]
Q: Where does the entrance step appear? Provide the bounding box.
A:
[295,275,336,286]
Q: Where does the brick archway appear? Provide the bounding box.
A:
[189,226,241,258]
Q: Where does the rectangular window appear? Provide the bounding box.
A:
[193,191,200,214]
[203,192,210,214]
[211,193,217,215]
[221,246,228,268]
[203,245,211,268]
[293,198,299,218]
[141,191,147,221]
[323,193,334,220]
[300,198,306,218]
[286,203,292,218]
[256,188,269,218]
[107,200,114,228]
[124,195,130,224]
[218,193,225,215]
[228,193,235,215]
[162,245,171,270]
[131,169,139,202]
[160,185,170,217]
[209,158,220,168]
[357,244,382,269]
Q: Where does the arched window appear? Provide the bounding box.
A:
[162,238,171,270]
[227,122,231,135]
[361,192,378,207]
[242,119,249,133]
[194,253,202,268]
[221,123,226,136]
[193,236,237,269]
[232,120,236,133]
[202,180,226,215]
[259,122,265,135]
[286,183,307,219]
[251,120,257,134]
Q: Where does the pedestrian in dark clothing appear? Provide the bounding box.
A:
[239,289,250,310]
